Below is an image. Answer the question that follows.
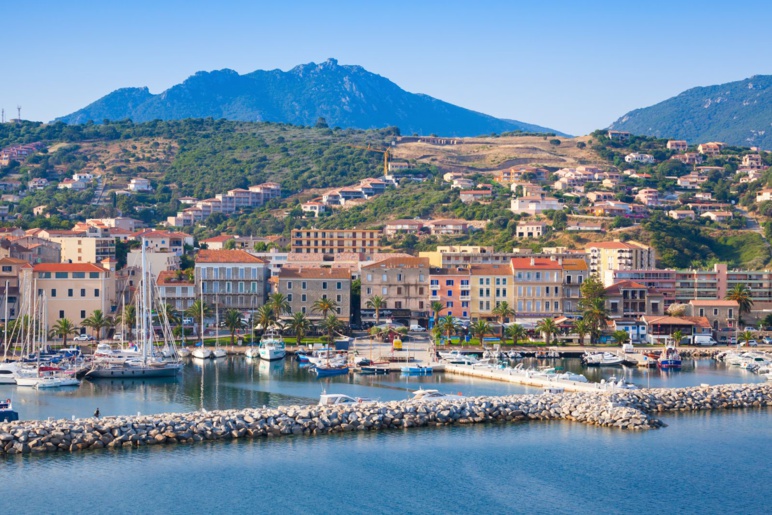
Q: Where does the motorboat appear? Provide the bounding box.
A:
[259,329,286,361]
[658,344,682,369]
[401,365,433,375]
[410,389,464,402]
[582,352,624,367]
[0,398,18,422]
[318,393,377,406]
[438,350,478,365]
[359,366,391,375]
[314,364,349,377]
[0,362,19,384]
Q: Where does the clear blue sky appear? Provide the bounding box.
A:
[3,0,772,135]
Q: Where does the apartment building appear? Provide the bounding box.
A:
[194,250,269,314]
[604,280,664,319]
[167,182,281,227]
[516,221,547,239]
[697,142,724,156]
[157,270,196,312]
[0,257,25,321]
[685,300,737,333]
[510,257,566,320]
[21,262,115,331]
[561,258,590,315]
[586,241,655,275]
[291,228,382,254]
[277,268,351,321]
[41,228,116,264]
[360,257,430,326]
[134,230,194,255]
[420,246,584,269]
[667,140,688,151]
[429,267,471,322]
[469,263,514,321]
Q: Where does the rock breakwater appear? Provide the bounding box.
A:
[2,383,771,456]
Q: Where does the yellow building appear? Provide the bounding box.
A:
[291,229,382,254]
[469,263,514,321]
[585,241,655,275]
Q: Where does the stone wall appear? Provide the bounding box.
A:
[2,383,771,456]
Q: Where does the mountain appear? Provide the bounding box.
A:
[608,75,772,149]
[56,59,563,137]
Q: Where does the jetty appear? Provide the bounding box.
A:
[444,364,630,392]
[2,383,772,456]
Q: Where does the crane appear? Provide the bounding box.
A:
[349,144,390,177]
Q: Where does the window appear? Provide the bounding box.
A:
[302,282,307,290]
[495,278,500,286]
[446,280,454,286]
[479,301,484,310]
[94,289,100,297]
[287,294,293,302]
[301,294,307,302]
[382,287,388,295]
[418,301,424,309]
[367,274,373,282]
[461,280,469,286]
[336,294,342,302]
[502,278,507,285]
[68,289,73,297]
[287,281,292,290]
[479,278,484,285]
[59,310,65,319]
[713,308,719,316]
[395,301,402,309]
[301,306,306,314]
[336,282,342,290]
[322,282,328,290]
[226,282,232,293]
[80,310,86,319]
[431,279,439,286]
[80,289,86,297]
[55,272,68,279]
[51,289,57,297]
[366,287,372,295]
[40,272,51,279]
[447,301,454,308]
[336,307,341,314]
[699,308,705,317]
[462,311,467,318]
[0,266,10,272]
[238,282,245,293]
[72,272,85,279]
[447,290,453,297]
[419,274,424,282]
[382,274,387,282]
[251,282,258,293]
[461,301,469,308]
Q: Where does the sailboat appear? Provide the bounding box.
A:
[212,297,226,359]
[85,241,183,379]
[191,281,213,360]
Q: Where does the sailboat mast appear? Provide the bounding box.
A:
[142,239,149,362]
[3,280,8,360]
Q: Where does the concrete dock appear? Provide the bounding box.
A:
[445,364,633,393]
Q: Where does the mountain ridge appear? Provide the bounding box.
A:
[608,75,772,148]
[57,59,564,137]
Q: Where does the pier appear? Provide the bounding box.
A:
[444,364,630,392]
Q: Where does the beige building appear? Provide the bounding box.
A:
[516,221,547,239]
[361,257,430,325]
[157,270,196,312]
[0,257,25,321]
[685,299,738,334]
[195,250,269,314]
[469,263,514,321]
[511,257,564,319]
[586,241,655,275]
[277,268,351,321]
[40,228,115,264]
[667,140,688,151]
[291,228,382,254]
[21,262,116,333]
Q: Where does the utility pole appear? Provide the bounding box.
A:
[17,105,21,121]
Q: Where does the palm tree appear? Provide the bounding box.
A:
[740,330,754,347]
[268,293,291,321]
[365,296,386,326]
[436,315,456,346]
[536,318,559,346]
[82,309,113,342]
[312,297,338,319]
[223,309,244,346]
[612,330,629,346]
[319,314,343,345]
[254,304,276,332]
[671,329,684,346]
[430,300,445,327]
[573,319,591,346]
[492,301,516,343]
[583,298,609,344]
[726,283,754,324]
[288,312,311,346]
[49,318,78,347]
[505,323,527,346]
[117,304,137,340]
[185,300,211,340]
[470,320,491,345]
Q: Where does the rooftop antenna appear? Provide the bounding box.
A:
[17,105,21,121]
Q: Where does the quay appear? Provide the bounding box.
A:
[444,364,628,392]
[2,383,771,456]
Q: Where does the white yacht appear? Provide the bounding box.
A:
[259,329,286,361]
[191,346,213,360]
[410,389,465,403]
[318,393,377,406]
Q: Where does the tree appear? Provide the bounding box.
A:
[672,329,684,346]
[49,318,78,347]
[223,309,244,346]
[436,315,456,345]
[117,304,137,340]
[549,139,561,146]
[314,117,329,129]
[583,298,609,344]
[430,301,445,326]
[726,283,753,324]
[312,297,338,319]
[268,293,291,321]
[505,324,526,346]
[492,301,516,343]
[82,309,112,342]
[740,330,754,347]
[255,304,276,332]
[320,314,343,345]
[288,312,311,346]
[536,318,559,345]
[573,319,591,346]
[159,303,182,343]
[223,239,236,250]
[612,330,629,346]
[365,295,386,326]
[470,320,491,344]
[185,300,212,340]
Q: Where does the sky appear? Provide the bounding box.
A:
[3,0,772,135]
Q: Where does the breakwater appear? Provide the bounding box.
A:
[3,383,771,456]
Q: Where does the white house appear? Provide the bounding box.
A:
[510,195,562,215]
[625,153,656,164]
[128,177,153,192]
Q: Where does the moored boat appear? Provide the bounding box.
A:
[318,393,377,406]
[259,329,286,361]
[0,398,18,422]
[658,344,682,369]
[410,388,463,402]
[314,364,349,377]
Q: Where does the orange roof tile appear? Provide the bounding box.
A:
[196,249,266,264]
[510,257,562,270]
[33,263,106,273]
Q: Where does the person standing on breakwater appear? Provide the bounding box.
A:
[94,408,100,419]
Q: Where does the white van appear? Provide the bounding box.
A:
[692,335,718,346]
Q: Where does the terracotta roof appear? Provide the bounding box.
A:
[604,280,648,294]
[133,230,189,239]
[33,263,106,273]
[279,267,351,280]
[157,270,193,285]
[689,300,739,307]
[682,316,712,329]
[362,257,429,269]
[561,258,588,271]
[196,249,266,264]
[201,235,234,243]
[642,316,695,326]
[470,263,513,275]
[459,190,492,195]
[425,219,469,226]
[0,257,28,265]
[510,257,562,270]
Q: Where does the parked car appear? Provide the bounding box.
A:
[73,334,95,342]
[762,337,772,345]
[728,337,737,345]
[743,327,758,332]
[182,317,194,325]
[740,339,758,347]
[409,324,426,332]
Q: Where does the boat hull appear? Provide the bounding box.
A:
[314,366,349,377]
[658,359,682,369]
[259,349,286,361]
[85,364,182,379]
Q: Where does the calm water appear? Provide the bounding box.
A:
[2,357,766,421]
[2,409,770,514]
